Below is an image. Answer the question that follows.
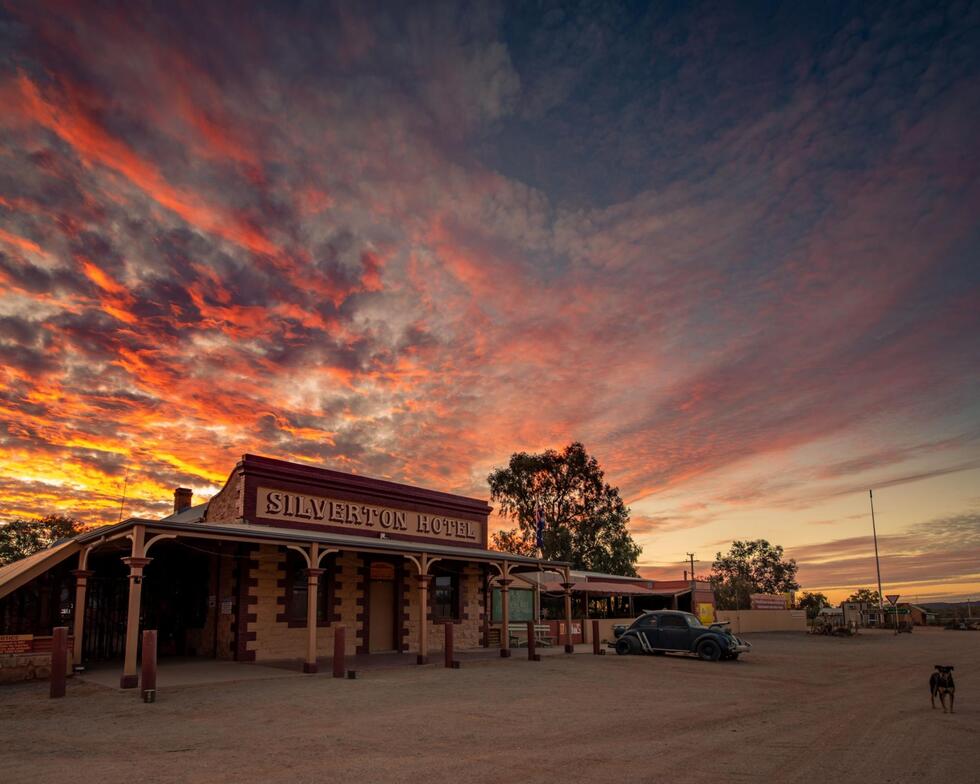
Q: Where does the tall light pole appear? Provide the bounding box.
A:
[869,490,886,628]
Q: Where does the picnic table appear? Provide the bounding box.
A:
[508,624,556,648]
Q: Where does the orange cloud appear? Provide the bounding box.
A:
[16,74,279,257]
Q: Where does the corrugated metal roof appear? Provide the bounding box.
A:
[159,502,209,523]
[0,516,567,600]
[571,569,653,585]
[0,539,81,600]
[76,517,569,568]
[568,581,684,596]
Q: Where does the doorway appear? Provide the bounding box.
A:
[367,561,397,653]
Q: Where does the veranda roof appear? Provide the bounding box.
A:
[0,538,80,600]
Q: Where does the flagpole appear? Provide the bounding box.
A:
[535,502,544,624]
[870,490,886,628]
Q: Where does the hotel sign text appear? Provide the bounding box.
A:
[256,487,480,543]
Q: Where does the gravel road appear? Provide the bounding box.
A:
[1,628,976,784]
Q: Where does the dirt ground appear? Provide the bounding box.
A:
[2,628,977,784]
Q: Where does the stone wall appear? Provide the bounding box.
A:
[210,547,488,661]
[0,653,55,683]
[0,637,74,683]
[403,563,484,653]
[247,545,361,661]
[204,466,243,522]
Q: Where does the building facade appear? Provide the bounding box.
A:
[0,454,573,686]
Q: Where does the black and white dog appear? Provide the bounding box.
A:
[930,665,955,713]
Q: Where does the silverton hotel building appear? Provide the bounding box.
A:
[0,455,573,686]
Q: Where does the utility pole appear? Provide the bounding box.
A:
[686,553,698,615]
[869,490,886,629]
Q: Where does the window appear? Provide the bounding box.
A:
[431,572,459,621]
[282,550,330,626]
[661,614,687,628]
[491,587,534,622]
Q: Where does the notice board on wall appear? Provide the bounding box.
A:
[0,634,33,654]
[491,588,534,622]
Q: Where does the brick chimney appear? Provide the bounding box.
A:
[173,487,193,514]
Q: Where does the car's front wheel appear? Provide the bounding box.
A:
[697,639,722,661]
[615,637,634,655]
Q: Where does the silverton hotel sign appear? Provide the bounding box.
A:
[256,487,481,543]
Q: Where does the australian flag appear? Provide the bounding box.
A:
[535,504,545,550]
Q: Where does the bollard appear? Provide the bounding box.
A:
[592,620,604,655]
[141,629,157,703]
[50,626,68,699]
[527,620,540,662]
[333,626,346,678]
[444,621,460,668]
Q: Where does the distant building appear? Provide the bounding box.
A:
[899,603,935,626]
[841,601,884,628]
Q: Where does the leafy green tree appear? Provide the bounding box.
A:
[0,514,83,566]
[489,527,538,557]
[488,442,641,575]
[846,588,881,604]
[710,539,800,610]
[798,591,831,619]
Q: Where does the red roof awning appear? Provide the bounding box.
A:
[574,580,657,595]
[531,579,658,596]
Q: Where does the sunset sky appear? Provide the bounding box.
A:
[1,2,978,603]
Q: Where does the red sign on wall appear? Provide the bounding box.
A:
[750,593,788,610]
[0,634,33,654]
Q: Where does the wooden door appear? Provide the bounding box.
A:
[368,579,396,652]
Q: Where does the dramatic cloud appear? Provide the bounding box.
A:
[788,512,980,599]
[0,2,978,598]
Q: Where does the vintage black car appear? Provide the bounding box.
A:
[612,610,750,661]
